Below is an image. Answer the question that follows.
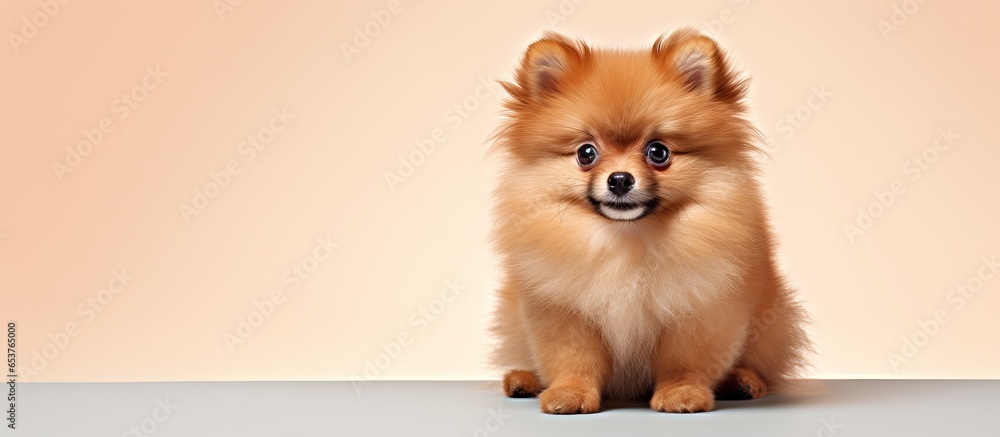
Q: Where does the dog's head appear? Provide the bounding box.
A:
[495,29,759,226]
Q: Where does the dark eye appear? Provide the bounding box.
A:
[577,143,598,168]
[645,141,671,167]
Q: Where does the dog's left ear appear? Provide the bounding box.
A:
[652,29,747,103]
[510,32,586,102]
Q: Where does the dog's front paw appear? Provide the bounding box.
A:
[503,370,543,398]
[715,367,768,400]
[651,384,714,413]
[539,385,600,414]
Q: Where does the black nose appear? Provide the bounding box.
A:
[607,172,635,196]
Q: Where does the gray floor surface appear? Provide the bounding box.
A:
[9,380,1000,436]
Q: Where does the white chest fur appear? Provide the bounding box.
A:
[524,240,739,395]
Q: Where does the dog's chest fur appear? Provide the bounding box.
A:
[527,242,738,396]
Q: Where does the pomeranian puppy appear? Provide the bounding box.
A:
[489,29,810,414]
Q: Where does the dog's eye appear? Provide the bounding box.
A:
[645,141,671,167]
[577,144,598,168]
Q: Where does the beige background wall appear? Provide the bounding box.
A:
[2,0,998,382]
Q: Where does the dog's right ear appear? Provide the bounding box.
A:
[511,33,585,101]
[652,28,747,104]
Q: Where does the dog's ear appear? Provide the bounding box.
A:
[512,33,586,100]
[652,29,747,103]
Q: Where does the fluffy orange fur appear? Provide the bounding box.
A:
[489,29,811,414]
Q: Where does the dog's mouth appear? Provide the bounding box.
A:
[587,197,659,221]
